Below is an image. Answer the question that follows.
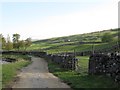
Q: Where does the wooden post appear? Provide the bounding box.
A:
[73,49,76,70]
[74,49,76,58]
[92,44,95,54]
[118,28,120,50]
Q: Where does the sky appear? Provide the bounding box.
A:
[0,0,119,40]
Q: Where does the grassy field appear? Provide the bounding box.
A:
[26,29,119,54]
[27,41,118,54]
[76,56,89,74]
[47,56,119,89]
[1,54,31,88]
[33,28,118,44]
[45,41,118,54]
[27,28,119,53]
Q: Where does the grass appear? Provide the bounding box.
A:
[47,56,119,89]
[2,54,31,61]
[46,41,118,54]
[1,54,31,88]
[76,56,89,74]
[27,28,119,54]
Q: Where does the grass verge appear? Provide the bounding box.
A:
[47,56,119,89]
[2,54,31,88]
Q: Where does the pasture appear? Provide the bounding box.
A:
[27,29,119,54]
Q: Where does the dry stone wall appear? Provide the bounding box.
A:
[89,52,120,83]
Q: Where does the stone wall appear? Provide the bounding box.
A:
[88,52,120,83]
[45,54,78,70]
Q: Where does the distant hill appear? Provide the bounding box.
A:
[33,28,118,44]
[29,28,119,54]
[31,39,40,42]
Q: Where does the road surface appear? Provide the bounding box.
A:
[12,57,71,88]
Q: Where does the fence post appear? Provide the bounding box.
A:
[92,44,95,54]
[73,49,77,70]
[118,28,120,50]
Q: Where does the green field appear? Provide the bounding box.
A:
[27,28,119,54]
[29,41,118,54]
[47,56,118,89]
[76,56,89,74]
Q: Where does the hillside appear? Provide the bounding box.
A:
[28,28,119,54]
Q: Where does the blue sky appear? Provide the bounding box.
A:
[1,0,119,40]
[2,2,97,24]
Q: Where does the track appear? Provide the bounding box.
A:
[12,57,71,88]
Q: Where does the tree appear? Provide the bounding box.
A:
[24,38,32,50]
[12,34,20,50]
[1,33,32,51]
[101,33,113,43]
[5,35,13,50]
[13,34,20,43]
[19,40,25,50]
[0,34,6,50]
